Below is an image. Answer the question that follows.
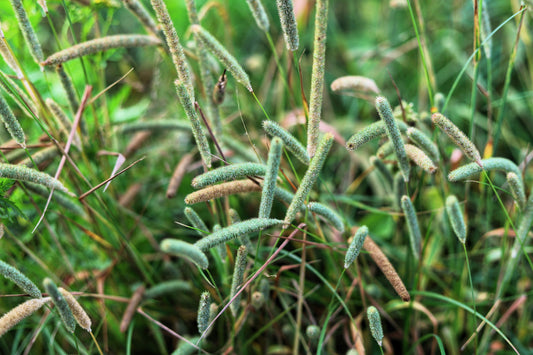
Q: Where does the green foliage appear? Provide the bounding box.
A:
[0,0,531,353]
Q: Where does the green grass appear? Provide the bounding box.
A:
[0,0,531,354]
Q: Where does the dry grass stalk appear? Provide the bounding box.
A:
[119,285,145,333]
[118,183,142,207]
[166,153,194,198]
[124,131,152,158]
[363,234,410,302]
[185,179,262,205]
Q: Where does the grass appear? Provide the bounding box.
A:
[0,0,531,354]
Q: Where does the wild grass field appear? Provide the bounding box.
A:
[0,0,531,354]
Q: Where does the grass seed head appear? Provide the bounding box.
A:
[197,291,211,334]
[43,278,76,333]
[263,120,310,165]
[42,35,161,66]
[445,195,467,243]
[0,297,50,338]
[194,218,283,251]
[259,137,283,219]
[0,260,41,298]
[507,172,526,209]
[284,134,334,227]
[432,113,482,167]
[175,81,212,168]
[376,96,410,182]
[185,179,262,205]
[276,0,299,51]
[344,226,368,268]
[367,306,384,346]
[9,0,44,64]
[246,0,270,32]
[160,239,209,269]
[230,245,248,316]
[401,195,422,260]
[0,93,25,147]
[191,25,252,92]
[192,163,267,189]
[58,288,92,332]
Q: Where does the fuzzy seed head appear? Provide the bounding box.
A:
[306,324,320,345]
[251,291,265,309]
[406,127,440,161]
[263,120,310,164]
[367,306,384,346]
[448,158,521,182]
[194,218,283,251]
[230,245,248,316]
[0,163,69,193]
[0,297,50,337]
[43,278,76,333]
[191,25,252,91]
[246,0,270,32]
[376,96,410,182]
[307,0,329,157]
[331,76,380,95]
[192,163,267,189]
[0,260,41,298]
[401,195,421,260]
[150,0,194,96]
[346,120,407,151]
[507,172,526,209]
[445,195,467,243]
[160,239,209,269]
[308,202,345,232]
[284,134,334,227]
[259,138,283,219]
[197,291,211,334]
[432,113,482,167]
[9,0,44,64]
[175,81,212,168]
[58,288,91,332]
[276,0,299,51]
[0,94,25,147]
[42,35,161,66]
[344,226,368,268]
[184,207,209,236]
[404,144,437,174]
[185,179,262,205]
[143,280,191,300]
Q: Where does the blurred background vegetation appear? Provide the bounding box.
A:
[0,0,532,354]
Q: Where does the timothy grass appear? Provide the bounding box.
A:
[0,0,531,354]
